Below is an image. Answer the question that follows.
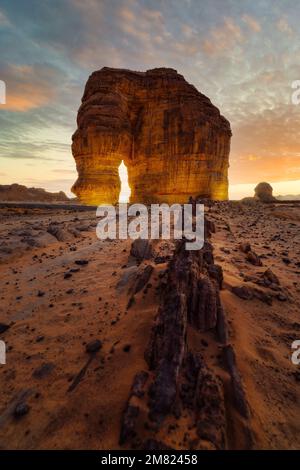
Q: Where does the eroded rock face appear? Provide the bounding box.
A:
[72,67,231,204]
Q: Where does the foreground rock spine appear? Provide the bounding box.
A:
[120,218,253,450]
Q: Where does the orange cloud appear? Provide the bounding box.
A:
[242,14,261,32]
[277,16,293,36]
[118,2,166,45]
[0,64,57,112]
[229,154,300,185]
[202,17,243,55]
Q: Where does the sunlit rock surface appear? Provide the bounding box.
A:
[72,67,232,205]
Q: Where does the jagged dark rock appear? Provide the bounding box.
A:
[195,360,226,449]
[85,339,102,353]
[119,404,140,445]
[121,217,252,449]
[263,268,280,286]
[0,323,10,334]
[239,241,251,253]
[208,264,223,289]
[246,250,263,266]
[130,239,152,261]
[232,285,254,300]
[223,344,250,419]
[132,264,153,294]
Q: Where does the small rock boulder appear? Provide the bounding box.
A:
[239,242,251,254]
[263,268,280,286]
[246,250,263,266]
[14,402,30,418]
[254,182,276,203]
[0,323,10,334]
[32,362,55,379]
[86,339,102,354]
[232,285,254,300]
[130,239,152,261]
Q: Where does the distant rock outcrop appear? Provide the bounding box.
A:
[0,184,70,202]
[277,194,300,201]
[254,182,276,202]
[72,67,232,205]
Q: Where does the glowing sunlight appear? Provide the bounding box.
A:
[118,160,131,203]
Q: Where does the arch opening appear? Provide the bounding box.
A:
[118,160,131,203]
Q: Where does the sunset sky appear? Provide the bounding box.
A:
[0,0,300,199]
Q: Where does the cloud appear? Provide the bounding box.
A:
[230,154,300,185]
[181,24,194,38]
[202,17,243,55]
[117,2,171,55]
[242,14,261,32]
[1,0,300,195]
[51,168,77,174]
[24,177,74,185]
[21,176,75,195]
[277,16,293,35]
[0,154,64,162]
[230,103,300,184]
[0,9,9,26]
[0,63,63,111]
[0,140,70,161]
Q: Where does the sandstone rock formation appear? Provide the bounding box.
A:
[254,182,276,202]
[72,67,231,205]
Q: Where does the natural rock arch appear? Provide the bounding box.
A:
[71,67,231,205]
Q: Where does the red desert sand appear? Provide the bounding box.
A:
[0,200,299,449]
